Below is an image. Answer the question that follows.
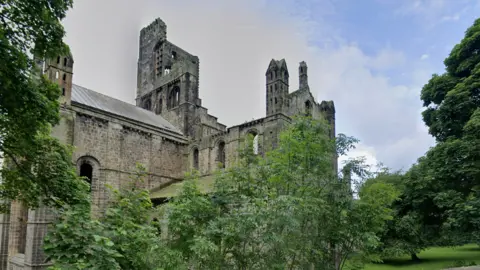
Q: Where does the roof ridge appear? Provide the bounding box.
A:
[71,84,183,135]
[72,83,138,109]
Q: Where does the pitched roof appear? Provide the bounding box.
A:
[71,84,182,134]
[266,59,289,76]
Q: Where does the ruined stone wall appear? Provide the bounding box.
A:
[137,18,167,98]
[186,114,291,175]
[284,89,315,117]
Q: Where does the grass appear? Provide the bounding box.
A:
[362,244,480,270]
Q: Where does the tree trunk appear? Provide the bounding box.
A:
[411,253,420,261]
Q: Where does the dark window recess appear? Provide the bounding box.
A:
[305,100,312,116]
[143,99,152,111]
[217,142,226,168]
[80,163,93,191]
[193,148,199,170]
[167,86,180,109]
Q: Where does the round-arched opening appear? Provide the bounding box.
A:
[305,100,312,116]
[247,130,259,155]
[80,163,93,191]
[168,86,180,109]
[253,134,259,155]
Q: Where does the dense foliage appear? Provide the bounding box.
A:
[0,0,88,211]
[366,18,480,262]
[413,18,480,245]
[45,117,398,270]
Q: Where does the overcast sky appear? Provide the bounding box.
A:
[61,0,480,171]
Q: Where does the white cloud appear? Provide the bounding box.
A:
[420,54,429,60]
[441,14,460,21]
[394,0,473,28]
[339,144,378,169]
[62,0,434,170]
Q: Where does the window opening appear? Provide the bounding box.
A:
[80,163,93,191]
[193,148,199,170]
[217,142,226,168]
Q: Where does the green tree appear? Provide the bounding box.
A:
[410,18,480,245]
[44,165,186,270]
[365,171,431,261]
[163,117,398,270]
[0,0,88,210]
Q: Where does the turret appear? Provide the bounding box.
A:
[299,61,308,90]
[266,59,289,116]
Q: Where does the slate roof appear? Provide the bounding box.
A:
[71,84,182,134]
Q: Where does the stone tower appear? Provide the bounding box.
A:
[266,59,289,116]
[299,61,308,90]
[36,53,74,106]
[136,18,201,138]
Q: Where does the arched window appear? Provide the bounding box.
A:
[275,97,278,104]
[143,99,151,111]
[168,86,180,109]
[55,71,59,79]
[193,148,199,170]
[305,100,312,116]
[63,73,67,81]
[56,56,60,64]
[77,156,100,197]
[247,131,259,155]
[217,141,226,168]
[253,134,259,155]
[80,163,93,191]
[62,88,65,96]
[64,57,68,66]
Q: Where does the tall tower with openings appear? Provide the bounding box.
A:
[136,18,202,138]
[299,61,309,90]
[38,53,74,106]
[265,59,289,116]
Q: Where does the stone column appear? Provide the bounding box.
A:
[7,201,28,270]
[0,207,10,270]
[23,205,55,270]
[7,201,27,257]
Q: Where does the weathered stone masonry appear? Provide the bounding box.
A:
[0,17,336,269]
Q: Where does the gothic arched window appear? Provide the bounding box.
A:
[168,86,180,109]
